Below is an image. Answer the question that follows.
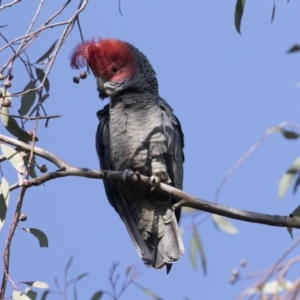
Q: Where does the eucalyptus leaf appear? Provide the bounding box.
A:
[270,126,300,139]
[278,157,300,199]
[25,288,37,300]
[65,256,73,279]
[125,264,133,275]
[36,40,58,63]
[182,207,198,213]
[25,228,49,248]
[234,0,245,34]
[287,45,300,53]
[1,144,25,173]
[141,287,163,300]
[0,177,10,230]
[91,291,104,300]
[19,81,36,116]
[287,205,300,239]
[35,68,50,92]
[270,1,275,24]
[189,228,206,274]
[22,281,49,289]
[12,291,31,300]
[212,214,238,234]
[73,273,88,283]
[40,291,50,300]
[0,108,37,141]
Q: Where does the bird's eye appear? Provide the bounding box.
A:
[112,66,118,73]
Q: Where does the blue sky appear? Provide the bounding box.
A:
[1,0,300,299]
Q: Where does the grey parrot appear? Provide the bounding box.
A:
[70,38,184,272]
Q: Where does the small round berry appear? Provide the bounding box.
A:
[4,81,11,88]
[231,269,239,276]
[2,99,11,107]
[73,76,80,84]
[239,260,247,267]
[79,72,87,79]
[40,164,48,173]
[229,276,236,284]
[7,74,13,80]
[19,213,27,221]
[0,74,4,80]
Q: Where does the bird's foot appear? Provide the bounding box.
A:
[122,169,134,182]
[134,171,141,181]
[150,175,160,192]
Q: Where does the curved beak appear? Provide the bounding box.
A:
[96,77,105,92]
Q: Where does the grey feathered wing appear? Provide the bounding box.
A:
[96,98,184,270]
[96,104,153,266]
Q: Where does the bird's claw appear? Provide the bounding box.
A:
[134,171,141,181]
[150,175,160,192]
[122,169,134,182]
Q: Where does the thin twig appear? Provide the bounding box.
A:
[0,186,27,300]
[0,111,61,120]
[118,0,123,16]
[0,0,21,11]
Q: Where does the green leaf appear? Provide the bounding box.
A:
[270,1,275,24]
[287,226,293,239]
[19,82,36,116]
[125,264,133,275]
[234,0,245,34]
[278,157,300,199]
[287,205,300,239]
[40,291,51,300]
[1,144,25,173]
[189,228,207,274]
[287,45,300,54]
[36,40,58,63]
[25,228,49,247]
[25,288,37,300]
[293,173,300,195]
[22,281,49,289]
[141,287,164,300]
[0,100,38,141]
[182,207,198,213]
[212,214,238,234]
[65,256,73,280]
[4,116,36,141]
[0,177,10,230]
[73,273,88,283]
[0,90,27,141]
[91,291,104,300]
[12,291,31,300]
[270,126,300,139]
[35,68,50,92]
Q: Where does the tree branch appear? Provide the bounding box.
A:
[1,134,299,230]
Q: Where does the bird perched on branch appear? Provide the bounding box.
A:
[70,38,184,272]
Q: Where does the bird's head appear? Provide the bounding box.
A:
[70,38,158,99]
